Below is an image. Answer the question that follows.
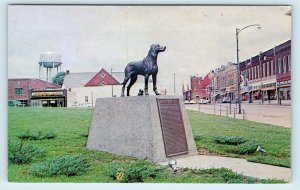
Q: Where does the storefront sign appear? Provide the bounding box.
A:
[32,91,63,97]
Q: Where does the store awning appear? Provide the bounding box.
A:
[261,87,276,91]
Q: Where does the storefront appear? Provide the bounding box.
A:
[261,82,276,101]
[278,80,291,100]
[29,89,67,107]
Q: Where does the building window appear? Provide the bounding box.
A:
[15,88,23,94]
[265,63,267,77]
[283,56,287,73]
[278,58,282,73]
[194,86,196,91]
[85,96,88,103]
[271,60,274,75]
[288,54,291,71]
[262,63,265,77]
[198,79,200,84]
[267,62,270,76]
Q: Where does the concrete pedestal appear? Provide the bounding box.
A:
[86,95,197,163]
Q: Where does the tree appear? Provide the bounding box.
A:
[52,71,65,85]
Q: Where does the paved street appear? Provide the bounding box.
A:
[185,101,291,128]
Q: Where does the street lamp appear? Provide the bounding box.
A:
[236,24,261,114]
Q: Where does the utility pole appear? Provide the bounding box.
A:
[111,68,114,97]
[173,73,176,94]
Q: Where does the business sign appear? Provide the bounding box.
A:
[31,91,63,97]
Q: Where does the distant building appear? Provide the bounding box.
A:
[239,40,291,103]
[184,73,210,103]
[183,84,192,102]
[190,76,202,103]
[213,62,237,102]
[8,78,63,106]
[62,68,146,107]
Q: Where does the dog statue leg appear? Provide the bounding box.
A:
[121,76,130,97]
[144,74,149,95]
[127,75,137,96]
[121,86,125,97]
[152,75,161,95]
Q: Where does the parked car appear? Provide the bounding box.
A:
[221,97,229,103]
[189,100,196,104]
[199,99,209,104]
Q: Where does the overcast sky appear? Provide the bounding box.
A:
[8,5,291,94]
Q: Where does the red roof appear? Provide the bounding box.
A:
[84,68,120,87]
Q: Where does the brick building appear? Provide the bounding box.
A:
[188,73,210,103]
[239,40,291,103]
[8,78,62,106]
[213,62,237,102]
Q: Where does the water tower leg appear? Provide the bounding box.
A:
[39,64,41,79]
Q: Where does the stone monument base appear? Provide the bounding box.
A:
[86,95,197,163]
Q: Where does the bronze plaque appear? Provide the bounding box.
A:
[157,98,188,157]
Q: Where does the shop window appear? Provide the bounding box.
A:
[15,88,23,95]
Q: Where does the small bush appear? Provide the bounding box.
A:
[191,167,257,183]
[9,141,46,164]
[228,141,260,154]
[193,134,203,141]
[247,155,290,168]
[215,135,247,145]
[108,161,162,183]
[17,129,57,140]
[30,154,90,177]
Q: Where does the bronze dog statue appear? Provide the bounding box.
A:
[121,44,166,96]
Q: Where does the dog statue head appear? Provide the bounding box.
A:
[149,44,166,57]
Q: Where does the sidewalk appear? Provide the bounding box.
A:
[185,103,291,128]
[161,155,291,182]
[247,99,291,106]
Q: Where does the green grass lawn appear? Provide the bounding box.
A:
[8,107,289,183]
[188,110,291,168]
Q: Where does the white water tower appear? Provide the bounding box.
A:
[38,51,62,82]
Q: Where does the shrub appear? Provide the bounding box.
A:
[8,141,46,164]
[108,161,162,183]
[30,154,90,177]
[228,141,260,154]
[247,155,290,168]
[17,129,57,140]
[191,167,257,183]
[193,134,203,141]
[215,135,247,145]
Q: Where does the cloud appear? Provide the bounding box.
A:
[8,5,291,94]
